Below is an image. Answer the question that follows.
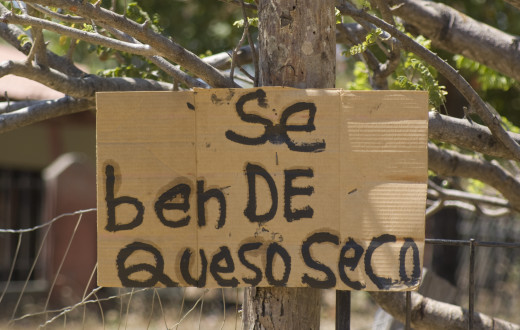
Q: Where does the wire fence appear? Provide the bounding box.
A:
[1,208,519,329]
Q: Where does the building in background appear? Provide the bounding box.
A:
[0,44,97,307]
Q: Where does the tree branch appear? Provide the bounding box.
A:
[0,60,172,99]
[99,23,209,88]
[1,12,156,56]
[0,100,44,114]
[428,142,520,211]
[27,3,88,23]
[337,2,520,161]
[202,46,252,70]
[388,0,520,82]
[0,4,84,77]
[429,111,520,160]
[20,0,238,88]
[371,291,520,330]
[0,96,94,134]
[428,180,510,208]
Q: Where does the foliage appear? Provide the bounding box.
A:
[346,61,372,90]
[135,0,243,54]
[453,55,515,91]
[233,17,259,28]
[391,35,447,110]
[344,28,383,56]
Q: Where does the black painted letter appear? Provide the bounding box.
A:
[180,248,208,287]
[244,163,278,223]
[284,168,314,222]
[209,246,239,287]
[301,232,339,288]
[338,238,366,290]
[225,89,272,146]
[238,242,263,286]
[197,180,226,229]
[265,242,291,286]
[365,234,398,289]
[155,183,191,228]
[399,238,421,286]
[279,102,326,152]
[105,164,144,232]
[116,241,177,287]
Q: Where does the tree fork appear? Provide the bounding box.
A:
[243,0,336,329]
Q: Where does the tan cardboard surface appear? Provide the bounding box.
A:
[96,88,428,290]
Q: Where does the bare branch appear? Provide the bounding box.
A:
[26,3,88,23]
[147,56,209,88]
[1,12,156,56]
[428,180,510,208]
[0,4,84,76]
[0,100,44,114]
[372,0,401,77]
[230,19,249,82]
[371,291,520,330]
[0,60,172,99]
[442,200,511,217]
[21,0,238,88]
[202,46,252,70]
[0,96,94,134]
[338,2,520,161]
[428,142,520,211]
[425,198,444,217]
[429,111,520,160]
[426,179,512,217]
[239,0,259,86]
[389,0,520,82]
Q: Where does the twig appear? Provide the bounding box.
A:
[229,20,248,81]
[26,3,87,23]
[428,180,509,208]
[240,0,259,86]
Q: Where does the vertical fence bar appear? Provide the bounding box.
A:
[468,238,475,330]
[405,291,411,330]
[336,290,350,330]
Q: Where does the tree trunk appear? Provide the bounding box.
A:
[243,0,336,329]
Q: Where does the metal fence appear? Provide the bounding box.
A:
[336,237,520,329]
[1,206,519,329]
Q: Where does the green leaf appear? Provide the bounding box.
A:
[344,28,382,56]
[453,55,515,91]
[233,17,259,28]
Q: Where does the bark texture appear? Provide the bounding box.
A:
[257,0,336,88]
[243,0,335,329]
[372,291,520,330]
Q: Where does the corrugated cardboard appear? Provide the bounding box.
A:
[96,88,428,290]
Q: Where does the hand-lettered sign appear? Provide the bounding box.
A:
[96,88,428,291]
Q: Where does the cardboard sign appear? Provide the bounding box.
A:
[96,88,428,291]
